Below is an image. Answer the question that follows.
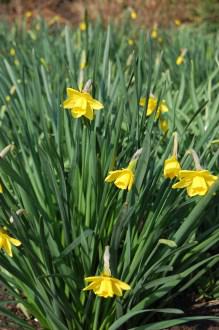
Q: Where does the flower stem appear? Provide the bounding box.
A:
[187,149,202,170]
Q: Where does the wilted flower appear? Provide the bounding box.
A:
[0,228,21,257]
[83,246,130,298]
[63,85,103,120]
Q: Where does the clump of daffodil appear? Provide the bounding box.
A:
[0,227,21,257]
[172,149,218,197]
[164,132,181,179]
[83,246,131,298]
[105,149,142,191]
[139,95,169,133]
[176,48,187,65]
[79,22,87,31]
[63,80,104,120]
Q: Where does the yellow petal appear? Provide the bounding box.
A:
[84,103,94,120]
[146,98,157,116]
[0,184,3,193]
[9,237,21,247]
[172,178,192,189]
[159,119,168,134]
[112,278,131,291]
[105,170,123,182]
[67,88,83,98]
[4,238,12,257]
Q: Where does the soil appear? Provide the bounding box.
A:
[0,0,195,27]
[1,282,219,330]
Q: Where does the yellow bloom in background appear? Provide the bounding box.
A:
[0,228,21,257]
[0,184,3,193]
[130,10,137,20]
[105,159,136,191]
[139,96,168,119]
[159,118,168,134]
[80,22,87,31]
[25,11,32,18]
[5,95,11,103]
[10,48,16,57]
[83,272,131,298]
[176,55,184,65]
[14,59,20,66]
[63,88,103,120]
[151,28,158,39]
[172,170,218,197]
[128,39,134,46]
[164,156,181,179]
[174,19,181,26]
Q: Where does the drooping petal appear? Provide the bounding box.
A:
[172,178,192,189]
[105,170,123,182]
[112,278,131,291]
[83,281,100,292]
[67,88,83,98]
[4,238,12,257]
[84,103,94,120]
[9,237,21,247]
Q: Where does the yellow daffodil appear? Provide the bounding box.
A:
[63,87,103,120]
[5,95,11,103]
[80,22,87,31]
[105,159,137,191]
[25,11,32,18]
[164,132,181,179]
[83,246,130,298]
[172,170,218,197]
[0,184,3,193]
[128,39,134,46]
[164,156,181,179]
[174,19,181,26]
[83,272,130,298]
[176,55,184,65]
[0,228,21,257]
[139,95,169,119]
[10,48,16,57]
[151,28,158,39]
[159,118,168,134]
[130,10,137,20]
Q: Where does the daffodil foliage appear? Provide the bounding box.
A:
[0,17,219,330]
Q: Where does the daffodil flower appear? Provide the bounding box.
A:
[164,132,181,179]
[172,149,218,197]
[172,170,218,197]
[176,55,184,65]
[63,87,103,120]
[0,228,21,257]
[79,22,87,31]
[164,156,181,179]
[105,159,137,191]
[83,246,130,298]
[139,95,168,119]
